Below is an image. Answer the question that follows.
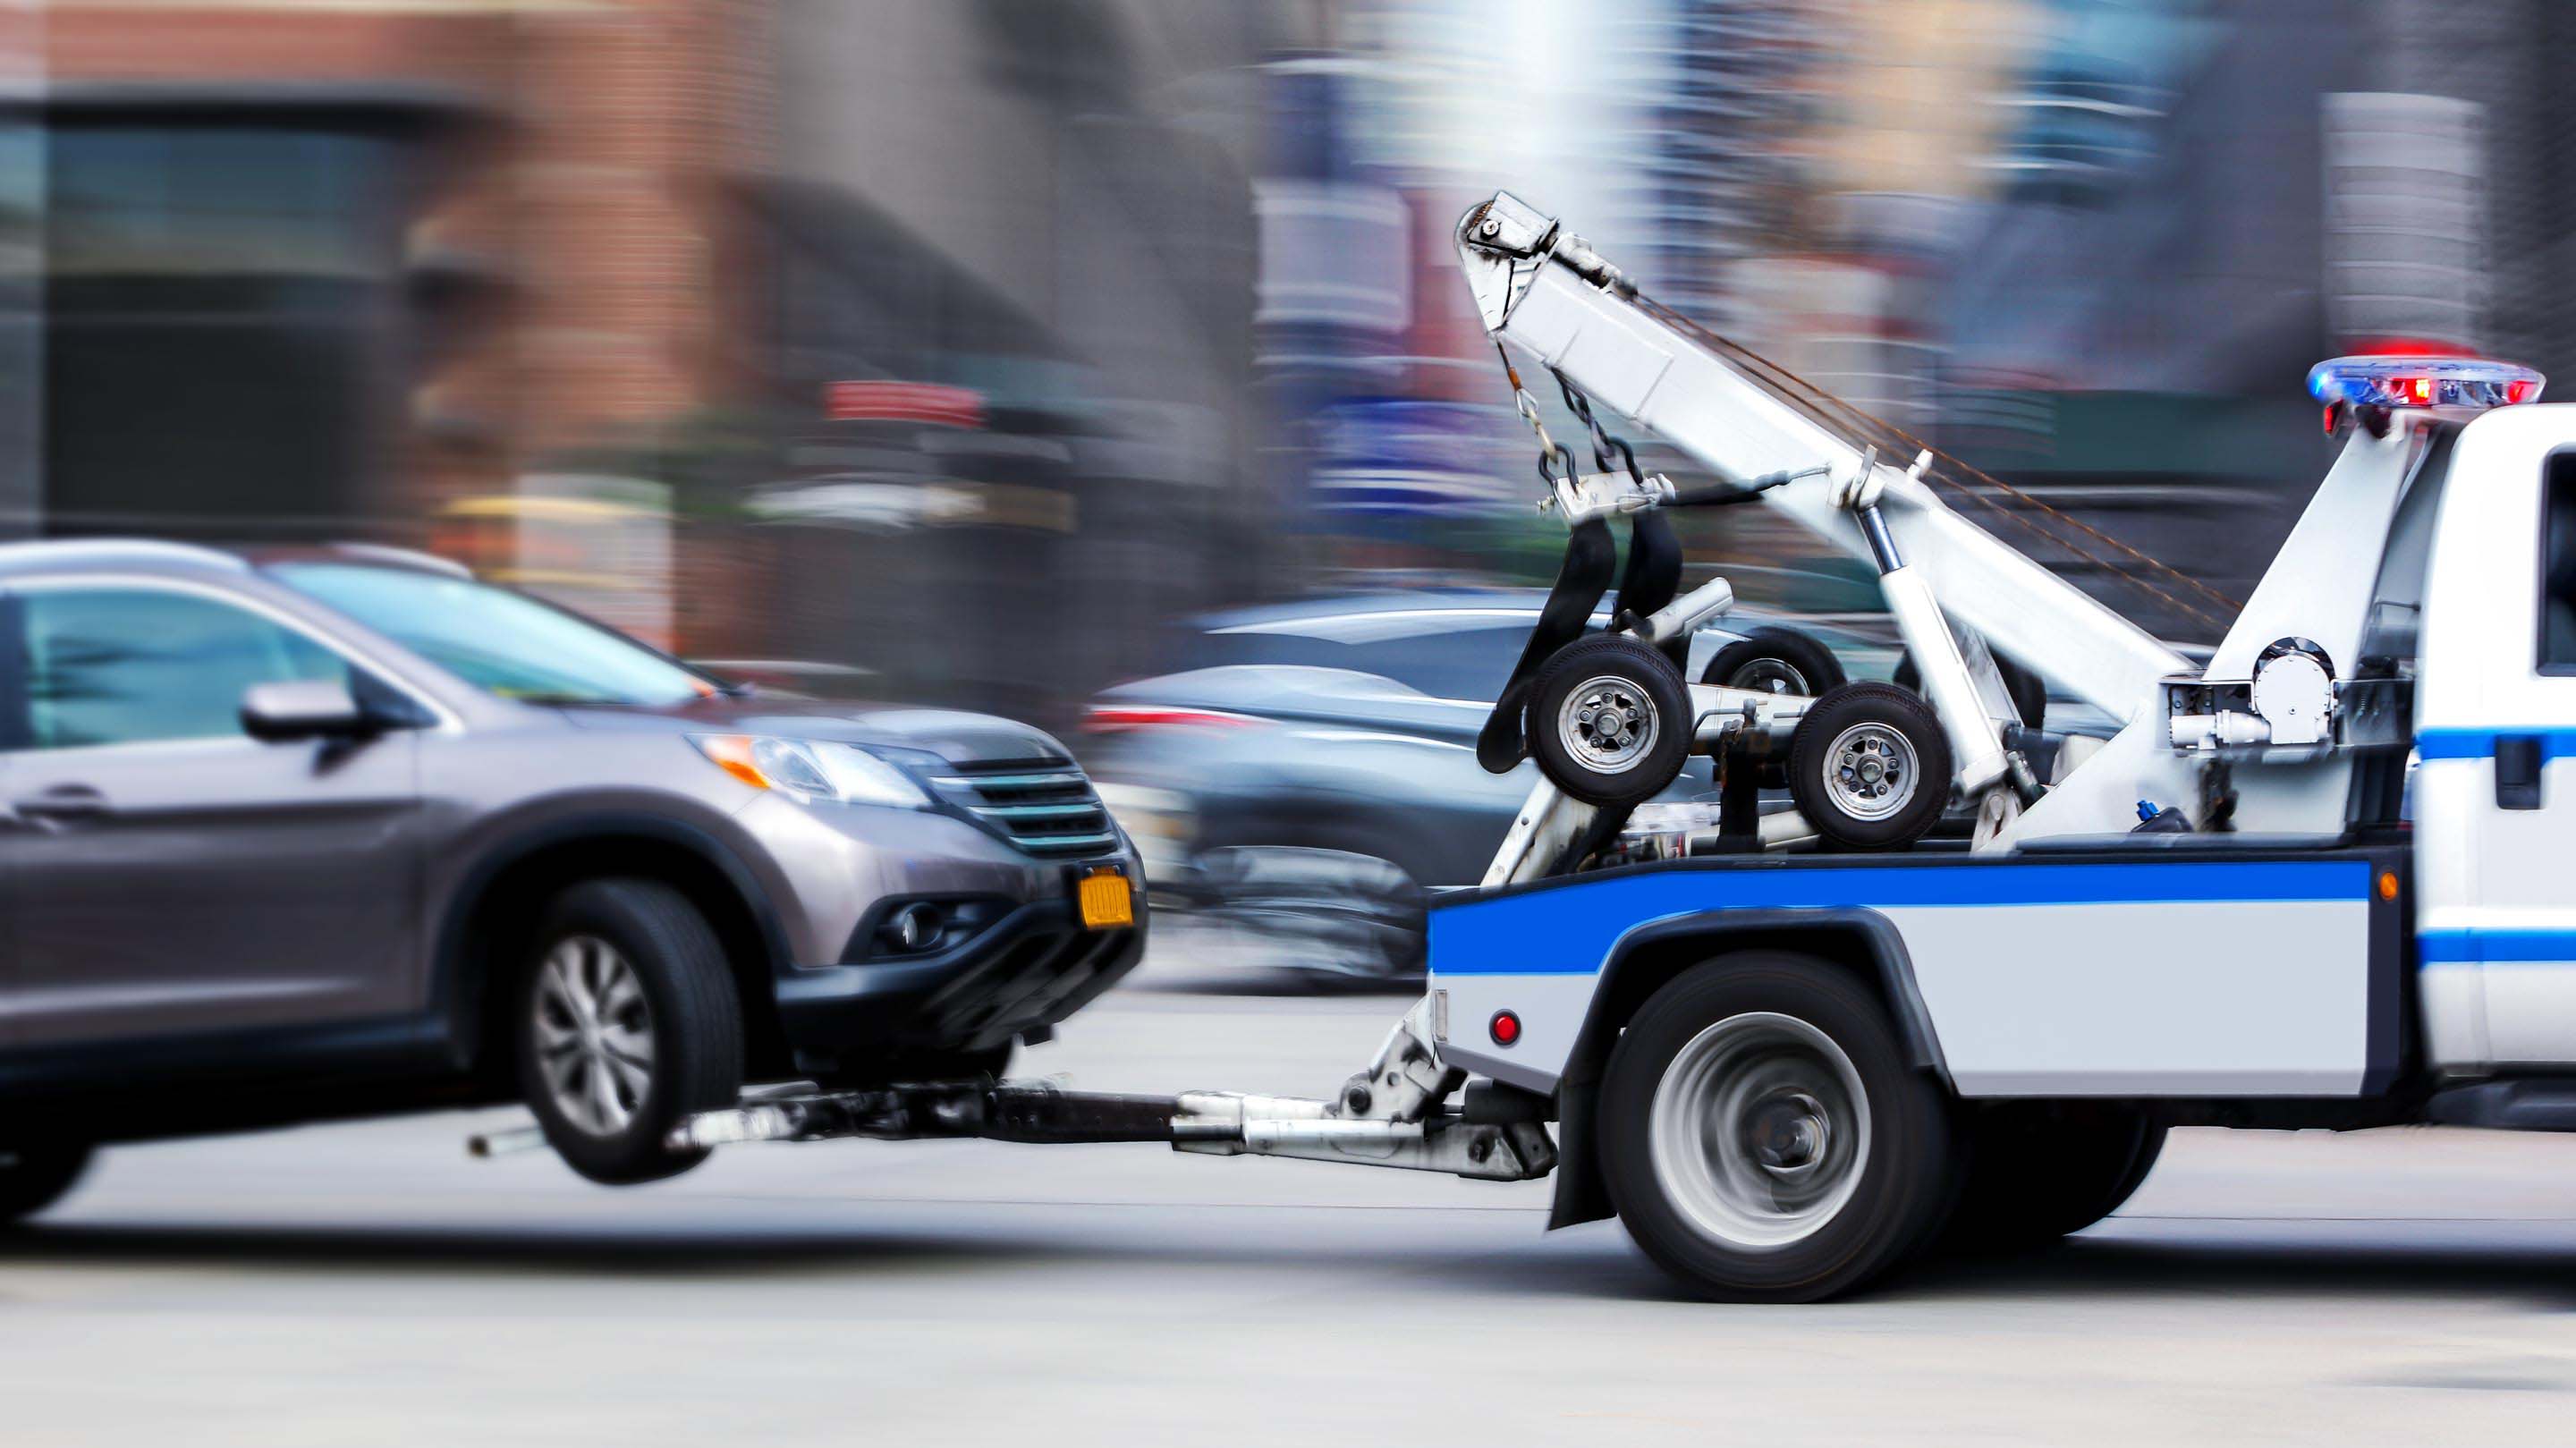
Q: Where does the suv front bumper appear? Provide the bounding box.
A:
[774,897,1145,1066]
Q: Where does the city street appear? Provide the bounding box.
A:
[7,964,2576,1447]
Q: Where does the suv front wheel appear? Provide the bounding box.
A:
[516,878,745,1184]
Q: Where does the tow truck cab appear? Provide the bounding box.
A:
[2416,401,2576,1071]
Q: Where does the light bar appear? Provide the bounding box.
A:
[2307,355,2545,411]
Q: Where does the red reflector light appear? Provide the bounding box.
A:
[2511,378,2538,404]
[2408,377,2436,404]
[1488,1010,1521,1047]
[1081,705,1264,734]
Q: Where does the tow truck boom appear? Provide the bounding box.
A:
[1456,191,2187,724]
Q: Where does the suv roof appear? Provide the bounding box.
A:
[0,538,468,581]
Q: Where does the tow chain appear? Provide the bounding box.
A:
[1495,343,1580,501]
[1555,369,1643,484]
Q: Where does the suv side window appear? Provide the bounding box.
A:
[18,586,349,749]
[2544,454,2576,671]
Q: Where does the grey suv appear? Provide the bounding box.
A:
[0,540,1142,1216]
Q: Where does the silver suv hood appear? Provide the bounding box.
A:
[555,698,1072,766]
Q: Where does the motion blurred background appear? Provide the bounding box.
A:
[1,0,2563,721]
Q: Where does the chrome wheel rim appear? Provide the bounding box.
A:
[534,935,655,1137]
[1557,674,1660,774]
[1823,721,1918,821]
[1649,1012,1871,1249]
[1726,658,1811,696]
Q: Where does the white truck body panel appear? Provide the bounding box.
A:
[1430,856,2382,1098]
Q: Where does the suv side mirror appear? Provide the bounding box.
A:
[241,679,372,742]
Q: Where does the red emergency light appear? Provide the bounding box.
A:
[824,381,987,428]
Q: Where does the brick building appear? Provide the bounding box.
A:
[18,2,1285,716]
[23,0,772,646]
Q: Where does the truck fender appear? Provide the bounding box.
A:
[1544,907,1951,1231]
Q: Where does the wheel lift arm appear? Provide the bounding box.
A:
[640,997,1557,1184]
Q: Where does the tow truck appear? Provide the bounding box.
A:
[488,191,2576,1303]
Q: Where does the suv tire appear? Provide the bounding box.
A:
[516,878,744,1185]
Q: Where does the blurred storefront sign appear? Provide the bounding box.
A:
[823,381,987,429]
[750,478,1077,534]
[435,476,673,649]
[1307,398,1516,518]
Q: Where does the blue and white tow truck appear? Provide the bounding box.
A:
[642,191,2576,1303]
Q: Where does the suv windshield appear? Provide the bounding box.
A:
[270,563,716,707]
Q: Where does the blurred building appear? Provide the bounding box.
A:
[29,2,765,572]
[1923,0,2576,640]
[742,0,1278,722]
[20,0,1293,722]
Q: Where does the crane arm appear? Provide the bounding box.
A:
[1457,192,2185,722]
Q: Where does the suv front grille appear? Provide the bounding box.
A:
[930,758,1120,858]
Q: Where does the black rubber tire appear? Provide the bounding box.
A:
[1525,634,1694,808]
[1942,1104,2166,1253]
[0,1142,92,1225]
[1701,625,1848,699]
[1598,955,1958,1303]
[1894,651,2046,730]
[1786,681,1953,851]
[516,878,745,1185]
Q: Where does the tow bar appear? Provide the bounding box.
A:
[470,997,1557,1183]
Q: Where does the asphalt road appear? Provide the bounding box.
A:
[12,975,2576,1447]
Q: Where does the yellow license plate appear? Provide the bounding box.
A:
[1077,868,1134,929]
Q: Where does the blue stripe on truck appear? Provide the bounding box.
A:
[2417,929,2576,964]
[2415,728,2576,761]
[1428,859,2370,978]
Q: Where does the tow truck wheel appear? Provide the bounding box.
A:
[1700,625,1847,699]
[1943,1104,2166,1253]
[1527,634,1693,808]
[1599,954,1955,1302]
[1787,682,1953,851]
[0,1141,92,1225]
[516,878,745,1185]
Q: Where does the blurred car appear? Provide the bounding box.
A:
[1084,590,1893,986]
[0,539,1140,1220]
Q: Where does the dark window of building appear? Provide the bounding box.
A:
[43,116,419,535]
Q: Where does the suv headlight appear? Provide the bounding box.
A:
[691,734,931,809]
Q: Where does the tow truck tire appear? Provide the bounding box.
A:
[517,878,745,1186]
[1787,682,1953,851]
[1943,1105,2165,1253]
[1599,955,1956,1302]
[1527,634,1693,808]
[1701,625,1847,699]
[0,1142,92,1225]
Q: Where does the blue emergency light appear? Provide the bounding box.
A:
[2307,355,2546,411]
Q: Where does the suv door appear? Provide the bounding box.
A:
[0,579,427,1052]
